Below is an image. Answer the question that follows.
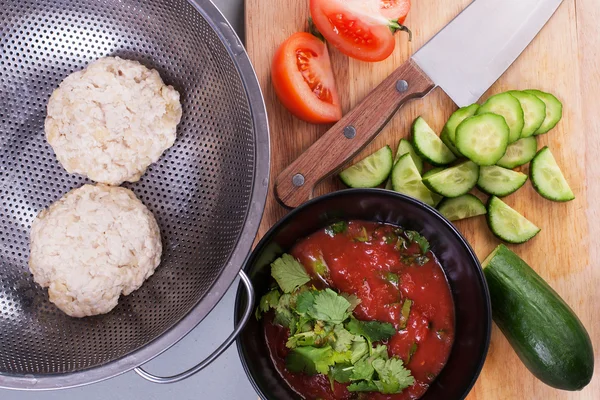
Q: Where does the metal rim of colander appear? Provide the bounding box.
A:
[0,0,270,391]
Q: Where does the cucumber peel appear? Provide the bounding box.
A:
[437,194,486,221]
[340,146,393,188]
[482,245,594,391]
[487,196,540,244]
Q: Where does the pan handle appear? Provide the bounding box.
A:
[134,270,255,384]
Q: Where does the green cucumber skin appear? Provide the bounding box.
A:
[530,146,575,202]
[483,245,594,391]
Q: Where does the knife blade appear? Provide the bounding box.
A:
[412,0,564,107]
[275,0,565,208]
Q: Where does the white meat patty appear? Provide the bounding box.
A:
[45,56,182,185]
[29,184,162,317]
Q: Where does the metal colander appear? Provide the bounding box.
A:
[0,0,269,390]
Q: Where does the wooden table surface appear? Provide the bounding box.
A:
[244,0,599,398]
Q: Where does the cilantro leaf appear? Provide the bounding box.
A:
[350,357,375,381]
[295,315,314,333]
[372,358,415,394]
[286,345,335,375]
[347,380,378,392]
[350,337,369,364]
[255,289,281,320]
[271,254,310,293]
[346,317,397,343]
[340,292,361,312]
[331,350,352,364]
[295,291,316,314]
[329,363,353,384]
[307,289,351,325]
[404,230,430,254]
[371,344,390,360]
[287,330,326,349]
[273,307,297,333]
[324,221,348,237]
[331,324,355,352]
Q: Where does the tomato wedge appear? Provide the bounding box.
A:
[310,0,398,62]
[271,32,342,124]
[379,0,411,24]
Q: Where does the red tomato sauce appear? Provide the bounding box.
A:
[264,221,455,400]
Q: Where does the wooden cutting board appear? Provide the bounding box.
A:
[244,0,599,398]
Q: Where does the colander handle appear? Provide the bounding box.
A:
[133,270,254,384]
[274,59,436,208]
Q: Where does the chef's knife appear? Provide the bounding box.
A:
[275,0,564,208]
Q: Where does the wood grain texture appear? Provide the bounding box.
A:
[245,0,599,398]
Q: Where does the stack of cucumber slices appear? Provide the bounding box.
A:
[339,89,573,244]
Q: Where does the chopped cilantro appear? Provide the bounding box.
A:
[400,254,430,266]
[340,292,361,312]
[295,291,316,314]
[354,227,369,242]
[286,345,336,375]
[398,299,412,330]
[350,357,375,381]
[325,221,348,237]
[346,317,396,343]
[255,289,281,320]
[273,307,296,333]
[383,272,399,286]
[271,254,311,293]
[404,230,430,254]
[307,289,351,325]
[350,336,369,364]
[313,258,329,277]
[332,324,355,352]
[406,343,418,364]
[348,380,379,392]
[384,233,397,245]
[329,363,353,383]
[371,358,415,393]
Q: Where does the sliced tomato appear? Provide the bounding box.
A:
[310,0,396,62]
[271,32,342,124]
[379,0,411,24]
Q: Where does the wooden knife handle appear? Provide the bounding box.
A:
[275,59,435,208]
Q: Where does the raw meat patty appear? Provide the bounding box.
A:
[29,184,162,317]
[45,56,182,185]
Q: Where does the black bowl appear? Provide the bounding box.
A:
[235,189,491,400]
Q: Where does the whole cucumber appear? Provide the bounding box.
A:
[482,244,594,390]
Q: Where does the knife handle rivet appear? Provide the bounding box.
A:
[292,173,305,187]
[343,125,356,139]
[396,80,408,93]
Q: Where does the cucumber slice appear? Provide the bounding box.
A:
[391,153,439,207]
[394,138,423,173]
[476,92,524,143]
[440,103,479,157]
[507,91,546,138]
[422,167,444,179]
[482,245,594,391]
[530,146,574,202]
[496,137,537,169]
[477,166,528,197]
[487,196,540,244]
[455,113,509,166]
[412,117,456,166]
[438,194,486,221]
[339,145,393,188]
[423,161,479,198]
[385,139,423,189]
[524,90,563,135]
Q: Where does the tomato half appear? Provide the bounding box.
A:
[271,32,342,124]
[379,0,411,24]
[310,0,397,62]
